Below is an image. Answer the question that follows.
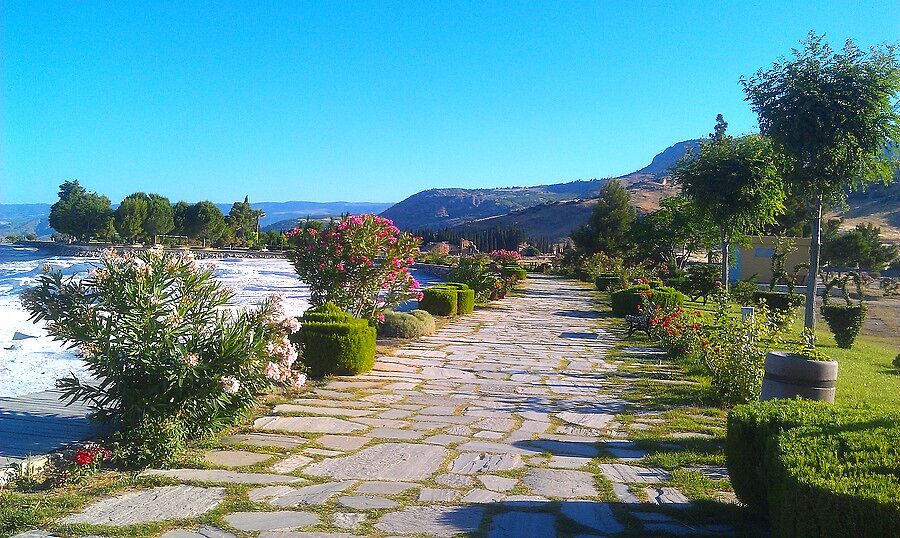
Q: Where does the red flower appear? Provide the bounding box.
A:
[74,450,94,466]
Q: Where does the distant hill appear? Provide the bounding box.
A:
[383,139,696,238]
[0,200,392,239]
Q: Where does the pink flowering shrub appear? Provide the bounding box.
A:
[489,249,522,264]
[47,442,112,486]
[287,214,422,319]
[21,247,305,465]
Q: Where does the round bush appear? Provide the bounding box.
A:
[300,318,376,378]
[303,302,353,323]
[595,273,620,291]
[650,286,685,309]
[378,311,428,339]
[419,287,458,316]
[610,284,650,317]
[501,265,527,280]
[753,291,804,316]
[409,309,436,335]
[820,304,866,349]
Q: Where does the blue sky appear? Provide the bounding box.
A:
[2,1,897,205]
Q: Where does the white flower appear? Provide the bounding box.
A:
[291,372,307,388]
[264,362,282,381]
[183,353,200,367]
[220,375,241,394]
[282,317,301,334]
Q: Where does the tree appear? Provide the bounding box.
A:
[172,201,192,237]
[144,194,175,243]
[115,193,149,243]
[742,32,900,329]
[48,180,113,242]
[189,201,226,246]
[571,179,636,256]
[671,126,785,290]
[631,195,719,269]
[227,196,265,246]
[822,222,898,271]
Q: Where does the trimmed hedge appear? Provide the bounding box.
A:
[753,291,804,316]
[820,304,866,349]
[726,400,899,537]
[300,317,376,377]
[501,265,527,280]
[610,284,650,317]
[610,284,684,317]
[302,302,353,323]
[444,282,476,314]
[419,286,458,316]
[595,273,620,291]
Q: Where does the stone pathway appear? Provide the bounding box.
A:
[24,274,738,537]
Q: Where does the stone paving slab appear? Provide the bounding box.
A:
[60,486,225,525]
[303,443,446,481]
[144,469,302,484]
[489,511,558,538]
[374,505,485,536]
[221,432,306,449]
[254,416,367,434]
[204,450,273,467]
[224,511,319,531]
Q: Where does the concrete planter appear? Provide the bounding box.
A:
[760,351,838,403]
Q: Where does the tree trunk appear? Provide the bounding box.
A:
[804,198,823,330]
[720,230,729,291]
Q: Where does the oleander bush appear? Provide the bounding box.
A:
[20,247,305,466]
[727,400,900,537]
[419,286,458,316]
[378,310,431,339]
[610,284,651,316]
[409,309,436,335]
[300,311,376,377]
[820,304,866,349]
[731,276,759,305]
[595,273,621,291]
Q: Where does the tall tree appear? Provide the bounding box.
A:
[172,201,192,237]
[227,195,265,246]
[189,201,226,246]
[671,127,785,290]
[742,32,900,329]
[115,193,149,243]
[48,180,113,242]
[570,179,636,256]
[822,222,898,271]
[144,193,175,243]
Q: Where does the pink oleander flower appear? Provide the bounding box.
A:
[221,376,241,394]
[183,353,200,367]
[282,316,301,334]
[264,361,281,381]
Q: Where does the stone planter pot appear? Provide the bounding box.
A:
[760,351,838,403]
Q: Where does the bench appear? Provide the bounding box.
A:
[625,304,656,338]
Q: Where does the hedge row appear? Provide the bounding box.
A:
[297,304,376,378]
[752,290,804,316]
[419,283,476,316]
[610,284,685,317]
[726,399,899,537]
[595,273,620,291]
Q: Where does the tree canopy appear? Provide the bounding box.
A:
[631,195,718,269]
[571,179,635,257]
[48,180,114,242]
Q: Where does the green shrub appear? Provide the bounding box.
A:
[302,302,353,323]
[894,353,900,370]
[610,285,650,317]
[113,416,186,468]
[665,274,690,294]
[444,282,476,314]
[650,286,685,309]
[753,290,804,317]
[726,399,900,537]
[769,418,900,537]
[595,273,620,291]
[731,277,759,305]
[648,278,663,289]
[820,304,866,349]
[409,309,436,335]
[301,317,376,377]
[501,265,527,280]
[687,263,720,301]
[419,286,458,316]
[378,311,429,339]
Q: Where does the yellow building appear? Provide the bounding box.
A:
[732,236,810,285]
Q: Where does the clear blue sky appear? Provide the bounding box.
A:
[2,1,897,205]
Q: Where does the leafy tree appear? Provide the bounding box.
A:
[144,194,175,243]
[172,201,192,237]
[115,193,149,243]
[227,196,265,246]
[571,179,635,256]
[189,201,226,246]
[671,125,785,290]
[822,222,898,271]
[48,180,114,242]
[631,195,719,269]
[742,32,900,329]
